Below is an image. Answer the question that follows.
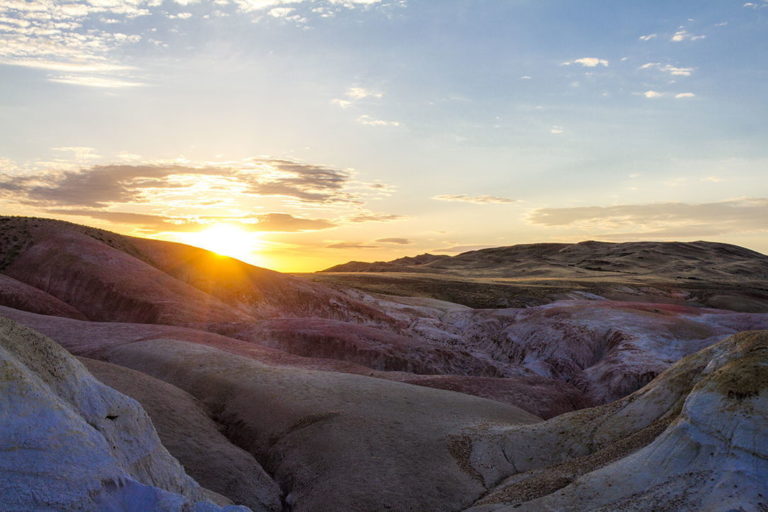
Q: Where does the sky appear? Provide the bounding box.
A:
[1,0,767,272]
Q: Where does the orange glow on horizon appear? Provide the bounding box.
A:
[177,224,266,265]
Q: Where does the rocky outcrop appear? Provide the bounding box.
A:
[461,330,768,511]
[440,300,768,403]
[0,317,250,512]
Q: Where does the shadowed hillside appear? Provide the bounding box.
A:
[0,216,397,326]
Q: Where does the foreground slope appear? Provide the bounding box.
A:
[0,317,249,512]
[101,338,540,512]
[82,358,283,512]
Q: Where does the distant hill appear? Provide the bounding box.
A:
[314,241,768,311]
[323,240,768,281]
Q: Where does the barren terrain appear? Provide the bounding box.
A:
[1,216,767,511]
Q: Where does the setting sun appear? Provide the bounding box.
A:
[180,224,260,263]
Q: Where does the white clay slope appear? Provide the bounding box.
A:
[0,317,251,512]
[464,330,768,512]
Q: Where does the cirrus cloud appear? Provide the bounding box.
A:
[528,198,768,238]
[561,57,609,68]
[45,208,337,233]
[433,194,515,204]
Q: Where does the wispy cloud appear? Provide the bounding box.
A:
[327,241,378,249]
[333,87,384,108]
[0,1,147,87]
[561,57,609,68]
[348,212,402,222]
[639,62,694,76]
[639,33,657,41]
[52,146,100,160]
[636,90,695,99]
[0,0,403,87]
[251,213,336,231]
[48,75,145,88]
[671,29,706,42]
[47,208,337,233]
[433,194,515,204]
[347,87,383,100]
[376,237,410,244]
[357,115,400,127]
[529,198,768,238]
[432,244,494,254]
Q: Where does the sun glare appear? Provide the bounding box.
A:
[182,224,260,263]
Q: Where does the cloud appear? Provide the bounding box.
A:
[671,29,706,42]
[639,62,694,76]
[52,146,100,160]
[268,7,295,17]
[0,164,230,207]
[47,208,336,233]
[357,115,400,127]
[346,87,383,100]
[0,1,147,87]
[332,99,353,109]
[528,198,768,237]
[376,237,410,244]
[639,33,657,41]
[432,244,495,254]
[46,209,199,231]
[327,242,378,249]
[641,90,664,99]
[675,92,696,98]
[0,158,369,207]
[550,125,564,135]
[349,212,402,222]
[332,86,383,108]
[251,213,335,231]
[433,194,515,204]
[561,57,609,68]
[0,0,402,87]
[48,75,145,88]
[248,158,357,203]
